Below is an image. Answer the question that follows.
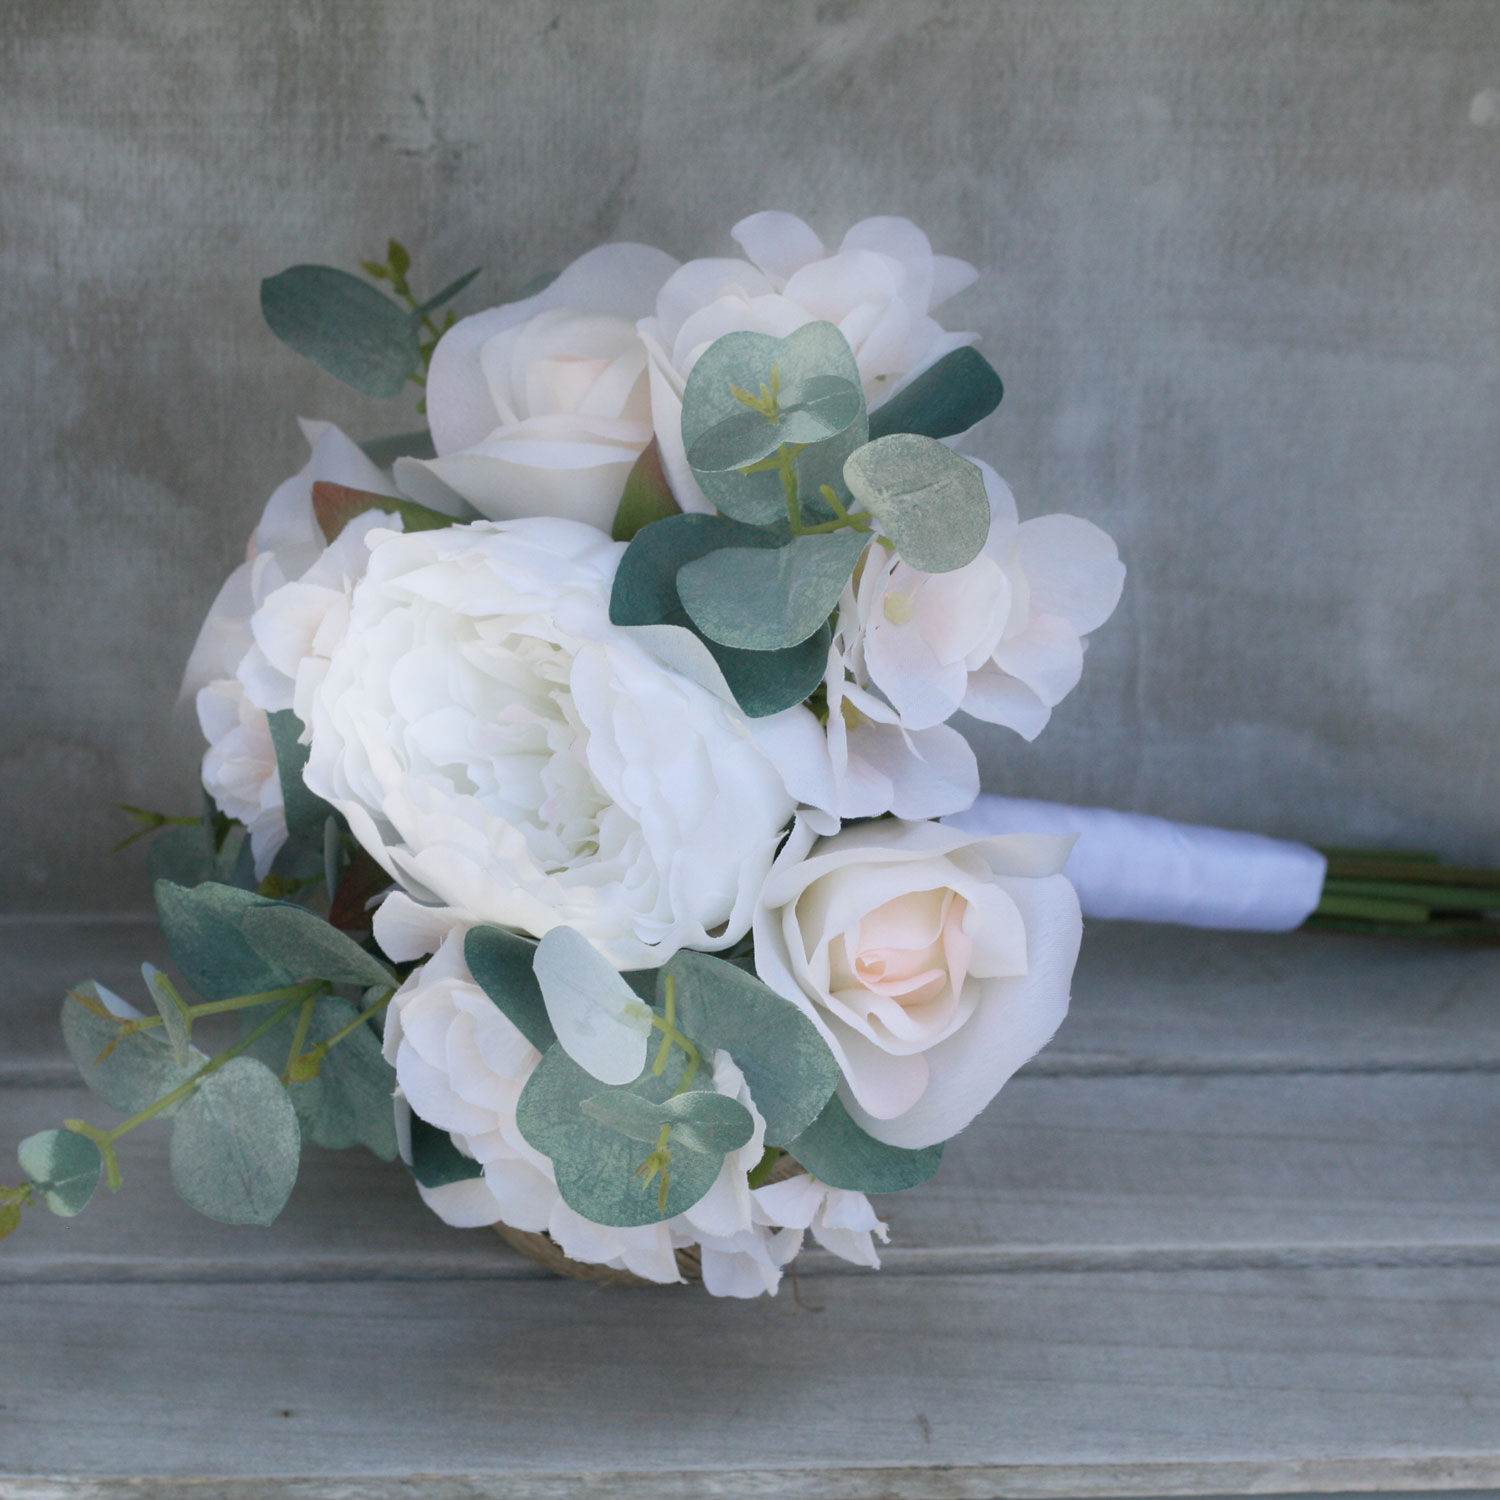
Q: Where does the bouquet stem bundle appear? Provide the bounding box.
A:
[1309,851,1500,942]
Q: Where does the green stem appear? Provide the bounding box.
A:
[282,996,318,1084]
[87,986,321,1146]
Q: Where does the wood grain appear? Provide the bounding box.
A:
[4,920,1500,1489]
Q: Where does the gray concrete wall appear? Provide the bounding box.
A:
[2,0,1498,911]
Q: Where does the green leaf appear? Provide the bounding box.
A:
[261,265,423,398]
[412,266,481,320]
[61,981,209,1116]
[681,323,869,525]
[155,881,394,1001]
[169,1056,301,1226]
[386,239,412,278]
[786,1093,944,1192]
[677,528,869,651]
[516,1044,725,1226]
[238,900,397,989]
[867,346,1004,441]
[611,439,682,542]
[244,998,398,1160]
[842,434,991,573]
[712,629,832,719]
[359,430,437,467]
[609,512,824,717]
[213,823,259,891]
[659,950,840,1145]
[580,1088,754,1157]
[464,925,555,1053]
[141,962,193,1066]
[409,1113,484,1187]
[145,823,216,889]
[18,1129,102,1217]
[310,480,466,545]
[533,926,652,1085]
[266,710,334,843]
[0,1203,21,1240]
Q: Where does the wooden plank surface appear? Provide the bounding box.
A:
[3,918,1500,1492]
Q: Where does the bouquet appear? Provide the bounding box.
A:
[7,214,1493,1295]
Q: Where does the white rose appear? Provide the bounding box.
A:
[395,244,679,529]
[638,211,979,513]
[841,459,1125,738]
[300,517,800,969]
[753,818,1082,1149]
[385,930,882,1296]
[183,421,401,877]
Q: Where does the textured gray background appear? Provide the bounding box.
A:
[2,0,1498,912]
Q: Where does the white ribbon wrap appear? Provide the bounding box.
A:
[945,796,1328,932]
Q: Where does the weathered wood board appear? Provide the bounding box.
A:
[2,919,1499,1494]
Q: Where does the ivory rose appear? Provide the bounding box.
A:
[299,517,801,969]
[753,818,1082,1148]
[183,421,402,877]
[396,244,679,528]
[638,211,980,513]
[383,928,885,1296]
[838,459,1125,739]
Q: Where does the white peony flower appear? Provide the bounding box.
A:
[840,459,1125,739]
[385,930,884,1296]
[638,211,979,514]
[396,244,680,529]
[300,517,799,969]
[184,422,401,877]
[753,817,1082,1149]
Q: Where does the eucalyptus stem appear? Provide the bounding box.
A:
[61,984,326,1192]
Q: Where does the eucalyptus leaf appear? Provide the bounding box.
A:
[238,899,397,989]
[18,1129,103,1217]
[842,435,990,573]
[169,1056,301,1226]
[310,481,467,545]
[141,962,193,1066]
[244,998,398,1160]
[609,513,822,717]
[464,925,555,1053]
[867,346,1004,441]
[155,882,393,1000]
[145,823,215,890]
[213,824,259,891]
[61,981,209,1116]
[677,528,869,651]
[611,439,682,542]
[659,949,840,1145]
[267,710,334,843]
[580,1088,754,1157]
[261,265,422,398]
[786,1093,944,1192]
[681,323,869,526]
[610,513,779,627]
[533,927,652,1086]
[409,1113,485,1188]
[516,1043,724,1226]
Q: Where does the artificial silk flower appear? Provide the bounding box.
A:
[299,517,799,969]
[386,929,883,1295]
[753,817,1082,1148]
[396,243,679,529]
[638,211,980,513]
[185,421,401,877]
[839,459,1126,739]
